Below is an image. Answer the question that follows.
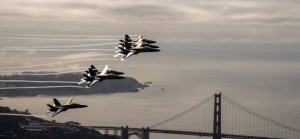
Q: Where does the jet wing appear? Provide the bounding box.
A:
[135,42,143,48]
[135,39,143,45]
[66,98,73,104]
[51,109,64,117]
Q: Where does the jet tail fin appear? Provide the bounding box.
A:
[53,98,61,106]
[125,34,132,42]
[66,98,73,104]
[100,65,109,75]
[88,69,97,76]
[138,35,143,39]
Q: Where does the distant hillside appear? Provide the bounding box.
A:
[0,106,119,139]
[0,73,148,97]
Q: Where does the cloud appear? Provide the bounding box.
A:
[1,1,300,47]
[0,0,298,24]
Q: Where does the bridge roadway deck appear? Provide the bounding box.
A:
[84,126,283,139]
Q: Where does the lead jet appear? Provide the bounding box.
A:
[46,98,87,117]
[114,41,160,61]
[78,65,125,88]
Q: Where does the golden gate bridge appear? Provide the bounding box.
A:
[85,93,300,139]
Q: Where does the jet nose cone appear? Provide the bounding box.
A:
[82,105,88,108]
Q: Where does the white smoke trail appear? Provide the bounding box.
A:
[0,36,116,41]
[16,34,140,38]
[0,58,116,70]
[0,48,115,51]
[0,80,78,84]
[30,54,111,61]
[20,70,83,75]
[1,65,104,73]
[1,68,84,73]
[8,42,118,49]
[0,86,83,90]
[0,113,48,118]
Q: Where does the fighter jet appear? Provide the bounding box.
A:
[119,34,157,45]
[46,98,87,117]
[78,65,125,88]
[78,65,98,85]
[117,35,159,54]
[114,41,160,60]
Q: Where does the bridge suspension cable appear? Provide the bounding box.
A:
[150,94,214,129]
[222,95,300,139]
[149,93,300,139]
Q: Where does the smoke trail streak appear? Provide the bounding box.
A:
[1,67,85,72]
[16,34,139,38]
[0,48,115,51]
[8,42,118,49]
[30,54,111,61]
[0,36,116,41]
[0,58,116,70]
[1,66,104,72]
[20,70,83,75]
[0,86,83,90]
[0,113,47,118]
[0,80,78,84]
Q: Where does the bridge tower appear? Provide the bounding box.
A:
[121,126,129,139]
[213,92,222,139]
[142,127,150,139]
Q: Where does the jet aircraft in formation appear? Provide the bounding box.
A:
[78,65,125,88]
[114,35,160,60]
[46,98,87,117]
[44,34,158,118]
